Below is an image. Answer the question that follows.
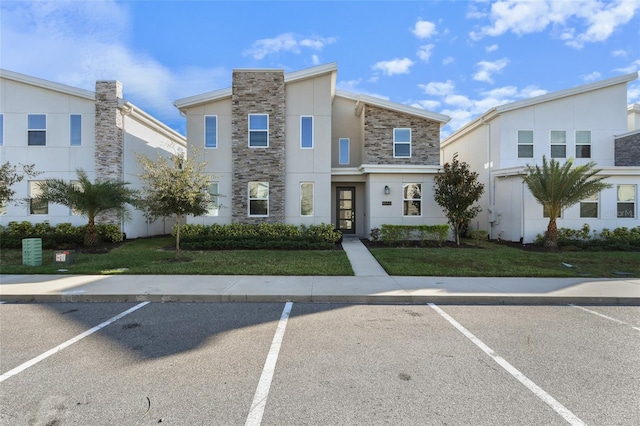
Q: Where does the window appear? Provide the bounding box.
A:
[249,114,268,147]
[71,180,82,215]
[0,114,4,146]
[575,130,591,158]
[28,114,46,146]
[517,130,533,158]
[205,116,217,148]
[249,182,269,216]
[339,138,350,165]
[580,193,598,218]
[617,185,636,218]
[29,181,48,214]
[550,130,566,158]
[70,114,82,146]
[300,116,313,149]
[300,182,314,216]
[403,183,422,216]
[207,182,219,216]
[394,128,411,158]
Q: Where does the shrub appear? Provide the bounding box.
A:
[534,224,640,250]
[380,224,449,246]
[0,221,122,248]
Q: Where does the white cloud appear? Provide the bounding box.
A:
[580,71,601,82]
[411,100,441,110]
[244,33,336,59]
[372,58,415,76]
[417,44,434,62]
[473,58,510,83]
[311,54,320,65]
[628,82,640,104]
[612,49,628,58]
[442,56,455,65]
[412,20,437,39]
[418,80,455,96]
[614,59,640,74]
[485,44,499,53]
[336,79,363,92]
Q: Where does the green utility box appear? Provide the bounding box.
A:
[22,238,43,266]
[54,250,75,264]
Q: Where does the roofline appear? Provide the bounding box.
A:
[629,103,640,113]
[335,89,451,124]
[0,68,95,100]
[120,100,186,145]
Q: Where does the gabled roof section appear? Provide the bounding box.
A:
[0,68,95,100]
[336,89,450,124]
[173,63,338,112]
[119,100,187,146]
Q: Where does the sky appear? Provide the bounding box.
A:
[1,0,639,138]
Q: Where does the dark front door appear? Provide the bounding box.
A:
[337,187,356,234]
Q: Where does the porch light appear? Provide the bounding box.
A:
[384,185,390,195]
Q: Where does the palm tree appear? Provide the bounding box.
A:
[523,156,611,249]
[34,169,136,246]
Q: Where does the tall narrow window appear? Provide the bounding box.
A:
[70,114,82,146]
[249,114,268,147]
[0,114,4,146]
[617,185,636,219]
[29,181,48,214]
[517,130,533,158]
[28,114,46,146]
[300,116,313,149]
[403,183,422,216]
[575,130,591,158]
[339,138,350,165]
[394,128,411,158]
[550,130,566,158]
[71,181,82,215]
[249,182,269,216]
[300,182,314,216]
[580,192,598,218]
[207,182,219,216]
[205,116,217,148]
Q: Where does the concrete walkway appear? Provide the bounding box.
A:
[1,238,638,305]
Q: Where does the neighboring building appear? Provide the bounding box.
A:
[174,63,451,237]
[441,72,640,243]
[0,69,186,238]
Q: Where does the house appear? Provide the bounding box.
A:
[440,72,640,243]
[0,69,187,238]
[174,63,451,238]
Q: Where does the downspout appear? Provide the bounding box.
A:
[484,120,493,239]
[120,103,133,237]
[521,179,526,244]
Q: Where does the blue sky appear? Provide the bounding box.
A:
[2,0,639,138]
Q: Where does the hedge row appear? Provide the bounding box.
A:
[534,224,640,250]
[373,224,450,246]
[175,223,342,250]
[0,221,123,249]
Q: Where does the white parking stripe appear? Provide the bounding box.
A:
[245,302,293,426]
[0,301,150,383]
[429,303,587,426]
[569,304,640,332]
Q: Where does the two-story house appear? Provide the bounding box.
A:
[0,69,187,238]
[441,72,639,243]
[174,63,451,238]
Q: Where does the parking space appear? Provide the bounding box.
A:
[1,302,638,425]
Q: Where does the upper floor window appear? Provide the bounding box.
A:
[29,181,48,214]
[339,138,350,165]
[207,181,219,216]
[300,182,314,216]
[249,114,268,147]
[580,192,598,218]
[28,114,46,146]
[394,128,411,158]
[617,185,636,219]
[575,130,591,158]
[300,116,313,149]
[403,183,422,216]
[517,130,533,158]
[0,114,4,146]
[70,114,82,146]
[248,181,269,216]
[550,130,566,158]
[205,116,217,148]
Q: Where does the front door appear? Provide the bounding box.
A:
[337,187,356,234]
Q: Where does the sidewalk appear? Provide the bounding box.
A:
[1,239,638,305]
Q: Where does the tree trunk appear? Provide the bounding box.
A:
[84,218,99,246]
[175,214,181,260]
[545,218,558,249]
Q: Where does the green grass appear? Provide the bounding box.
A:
[369,240,640,278]
[0,236,354,276]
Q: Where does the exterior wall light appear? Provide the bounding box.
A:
[384,185,390,195]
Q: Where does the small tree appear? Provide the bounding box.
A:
[34,169,136,246]
[0,161,40,207]
[524,156,611,249]
[433,155,485,245]
[136,147,212,259]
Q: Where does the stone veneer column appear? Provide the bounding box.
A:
[95,80,124,225]
[614,132,640,166]
[231,70,286,223]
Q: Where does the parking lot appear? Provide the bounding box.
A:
[1,302,638,425]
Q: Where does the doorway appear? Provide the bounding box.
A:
[336,187,356,234]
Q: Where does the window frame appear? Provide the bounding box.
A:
[205,115,218,149]
[248,181,269,217]
[300,116,313,149]
[393,128,412,158]
[29,180,48,215]
[517,130,534,158]
[575,130,591,159]
[300,182,314,217]
[339,138,350,165]
[248,114,269,148]
[617,184,636,219]
[70,114,82,146]
[28,114,47,146]
[206,181,220,216]
[0,113,4,146]
[579,192,599,218]
[403,183,422,217]
[550,130,567,159]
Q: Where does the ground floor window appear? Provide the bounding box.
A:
[300,182,313,216]
[207,182,219,216]
[617,185,636,219]
[29,181,48,215]
[579,193,598,218]
[403,183,422,216]
[249,182,269,216]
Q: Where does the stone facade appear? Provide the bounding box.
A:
[615,131,640,166]
[231,70,286,223]
[363,104,440,165]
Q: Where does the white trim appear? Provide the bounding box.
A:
[393,127,412,158]
[248,181,269,217]
[338,138,350,165]
[402,182,423,217]
[27,113,47,146]
[173,88,232,110]
[120,101,186,146]
[300,182,314,217]
[0,113,4,146]
[517,129,534,159]
[69,114,82,146]
[0,68,95,100]
[206,181,220,216]
[300,115,314,149]
[575,129,591,159]
[284,63,337,83]
[550,129,567,159]
[579,192,599,219]
[204,115,218,148]
[248,114,269,148]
